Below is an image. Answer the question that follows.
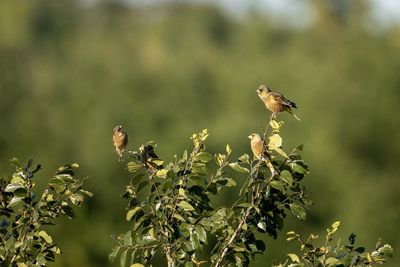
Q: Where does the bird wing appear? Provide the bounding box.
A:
[271,92,297,109]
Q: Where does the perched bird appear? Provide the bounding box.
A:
[248,133,267,161]
[112,125,128,161]
[248,133,276,175]
[256,84,300,120]
[140,144,163,171]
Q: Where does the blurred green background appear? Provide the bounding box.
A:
[0,0,399,266]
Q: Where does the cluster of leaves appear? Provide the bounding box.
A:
[111,117,312,267]
[110,129,237,267]
[0,159,92,266]
[275,221,393,267]
[211,119,310,267]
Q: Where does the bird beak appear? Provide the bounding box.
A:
[248,135,252,139]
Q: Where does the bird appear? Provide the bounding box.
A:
[112,125,128,161]
[139,144,163,171]
[248,133,276,175]
[256,84,300,121]
[248,133,267,161]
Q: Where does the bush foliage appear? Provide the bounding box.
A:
[111,116,392,266]
[0,159,92,266]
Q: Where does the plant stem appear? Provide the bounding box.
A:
[214,209,251,267]
[166,244,175,267]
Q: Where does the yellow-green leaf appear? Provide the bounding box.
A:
[178,201,195,211]
[287,253,300,263]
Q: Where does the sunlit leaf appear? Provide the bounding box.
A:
[126,207,141,221]
[178,201,195,211]
[127,161,142,173]
[38,231,53,244]
[109,247,120,263]
[7,196,25,208]
[287,253,300,263]
[124,231,132,246]
[268,134,282,148]
[289,203,306,220]
[280,170,293,185]
[229,162,249,173]
[325,257,340,265]
[4,183,25,192]
[49,178,67,193]
[120,249,127,267]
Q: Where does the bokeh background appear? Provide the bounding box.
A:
[0,0,399,266]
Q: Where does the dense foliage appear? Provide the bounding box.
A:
[276,221,393,267]
[0,1,399,266]
[111,117,311,266]
[0,159,92,266]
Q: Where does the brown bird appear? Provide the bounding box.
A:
[112,125,128,161]
[248,133,267,161]
[248,133,276,175]
[256,84,300,120]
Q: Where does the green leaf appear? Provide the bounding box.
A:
[289,203,306,220]
[271,147,288,158]
[226,144,232,154]
[229,162,249,173]
[215,178,236,187]
[7,196,25,208]
[238,154,250,164]
[124,231,132,246]
[120,249,127,267]
[196,226,207,243]
[376,244,394,257]
[270,119,281,130]
[70,193,84,205]
[325,257,341,265]
[257,221,267,232]
[109,247,120,263]
[38,231,53,244]
[5,236,15,250]
[327,221,341,235]
[178,201,195,211]
[268,134,282,148]
[156,169,168,178]
[287,253,300,263]
[49,178,67,193]
[195,152,213,163]
[280,170,293,185]
[270,180,285,192]
[126,207,141,221]
[4,183,25,192]
[290,162,309,174]
[127,161,142,172]
[36,255,46,265]
[173,213,185,222]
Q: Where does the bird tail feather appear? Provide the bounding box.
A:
[286,109,301,121]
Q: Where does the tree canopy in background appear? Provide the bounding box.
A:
[0,1,399,266]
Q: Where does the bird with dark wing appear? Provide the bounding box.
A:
[112,125,128,161]
[257,84,300,121]
[140,144,163,171]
